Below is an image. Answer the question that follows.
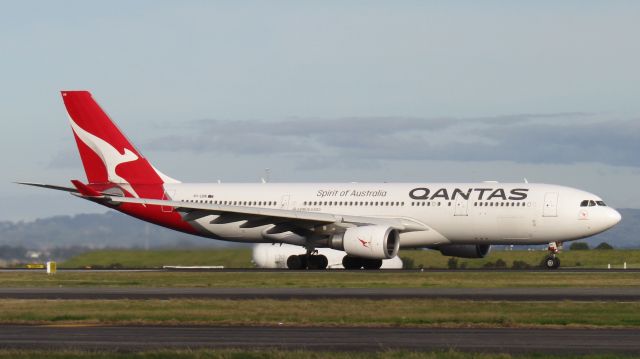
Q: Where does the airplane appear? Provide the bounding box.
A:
[19,91,622,270]
[252,243,403,269]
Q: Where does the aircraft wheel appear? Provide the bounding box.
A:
[287,255,306,270]
[342,255,362,270]
[363,259,383,270]
[544,256,560,270]
[318,255,328,269]
[307,255,328,270]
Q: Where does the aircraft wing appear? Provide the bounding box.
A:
[102,195,427,234]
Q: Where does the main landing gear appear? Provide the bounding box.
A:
[544,242,561,269]
[342,255,383,270]
[286,251,328,270]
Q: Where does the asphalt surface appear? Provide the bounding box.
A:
[0,325,638,353]
[1,268,639,272]
[178,268,640,273]
[1,287,639,301]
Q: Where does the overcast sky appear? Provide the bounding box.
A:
[1,1,640,221]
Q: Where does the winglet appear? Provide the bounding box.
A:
[70,180,103,197]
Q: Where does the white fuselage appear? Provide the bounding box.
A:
[163,182,621,248]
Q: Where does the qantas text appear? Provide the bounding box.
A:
[409,188,529,201]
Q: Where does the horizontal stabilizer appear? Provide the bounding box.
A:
[15,182,78,193]
[70,180,103,197]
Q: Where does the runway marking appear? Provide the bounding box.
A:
[39,323,101,328]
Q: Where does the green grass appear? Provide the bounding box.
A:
[400,249,640,269]
[61,249,252,269]
[2,271,640,288]
[0,350,634,359]
[59,249,640,270]
[0,299,638,328]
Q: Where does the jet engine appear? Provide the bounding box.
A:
[437,244,491,258]
[330,225,399,259]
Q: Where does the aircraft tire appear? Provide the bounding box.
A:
[342,255,362,270]
[318,255,328,269]
[307,255,328,270]
[544,256,560,270]
[287,255,305,270]
[363,258,383,270]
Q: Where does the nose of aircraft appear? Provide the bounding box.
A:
[606,208,622,228]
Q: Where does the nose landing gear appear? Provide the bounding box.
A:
[544,242,562,269]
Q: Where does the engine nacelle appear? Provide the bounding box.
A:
[438,244,491,258]
[330,225,399,259]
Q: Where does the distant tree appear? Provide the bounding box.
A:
[495,259,507,268]
[512,260,531,270]
[569,242,590,250]
[400,256,415,269]
[594,242,614,250]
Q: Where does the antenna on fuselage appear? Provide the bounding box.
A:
[261,168,271,183]
[524,178,529,183]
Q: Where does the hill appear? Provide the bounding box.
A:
[0,211,245,250]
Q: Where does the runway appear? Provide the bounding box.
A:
[1,268,639,273]
[1,287,639,301]
[0,325,638,353]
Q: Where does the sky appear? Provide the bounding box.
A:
[1,1,639,221]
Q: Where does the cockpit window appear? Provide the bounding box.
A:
[581,199,607,207]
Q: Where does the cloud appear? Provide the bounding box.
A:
[143,112,640,168]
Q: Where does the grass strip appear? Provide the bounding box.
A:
[60,249,640,270]
[1,271,639,288]
[0,349,634,359]
[1,299,639,328]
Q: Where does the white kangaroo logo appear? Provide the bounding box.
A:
[68,116,141,199]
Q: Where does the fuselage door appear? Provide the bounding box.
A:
[280,195,290,209]
[454,198,468,216]
[543,192,559,217]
